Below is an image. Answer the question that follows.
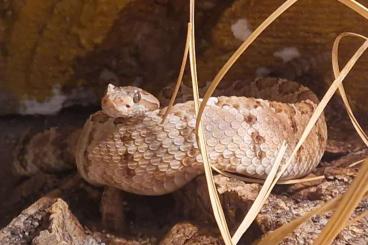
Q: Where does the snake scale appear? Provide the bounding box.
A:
[75,77,327,195]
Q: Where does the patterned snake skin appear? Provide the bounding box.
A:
[75,78,327,195]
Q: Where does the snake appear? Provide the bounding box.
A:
[75,77,327,195]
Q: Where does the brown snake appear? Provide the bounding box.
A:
[75,78,327,195]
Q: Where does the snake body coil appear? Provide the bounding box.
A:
[76,78,327,195]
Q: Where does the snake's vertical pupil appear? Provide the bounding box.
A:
[133,90,141,103]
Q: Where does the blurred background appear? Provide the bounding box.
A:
[1,0,368,115]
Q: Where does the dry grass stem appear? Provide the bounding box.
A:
[161,26,190,123]
[332,32,368,146]
[338,0,368,19]
[348,158,365,168]
[188,1,232,244]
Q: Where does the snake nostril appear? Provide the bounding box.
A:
[125,104,131,108]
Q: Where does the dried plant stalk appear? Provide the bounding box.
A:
[338,0,368,19]
[188,1,232,244]
[332,32,368,146]
[161,27,190,122]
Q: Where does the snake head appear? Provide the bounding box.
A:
[101,84,160,118]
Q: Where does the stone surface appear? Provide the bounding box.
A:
[160,222,223,245]
[174,168,368,244]
[0,197,101,245]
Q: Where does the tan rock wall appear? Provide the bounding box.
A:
[1,0,368,114]
[0,0,131,114]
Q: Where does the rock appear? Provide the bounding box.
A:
[174,165,368,244]
[0,197,101,245]
[160,222,222,245]
[13,127,80,176]
[266,166,368,245]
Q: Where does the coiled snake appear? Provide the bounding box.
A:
[76,77,327,195]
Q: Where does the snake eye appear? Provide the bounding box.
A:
[133,90,141,103]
